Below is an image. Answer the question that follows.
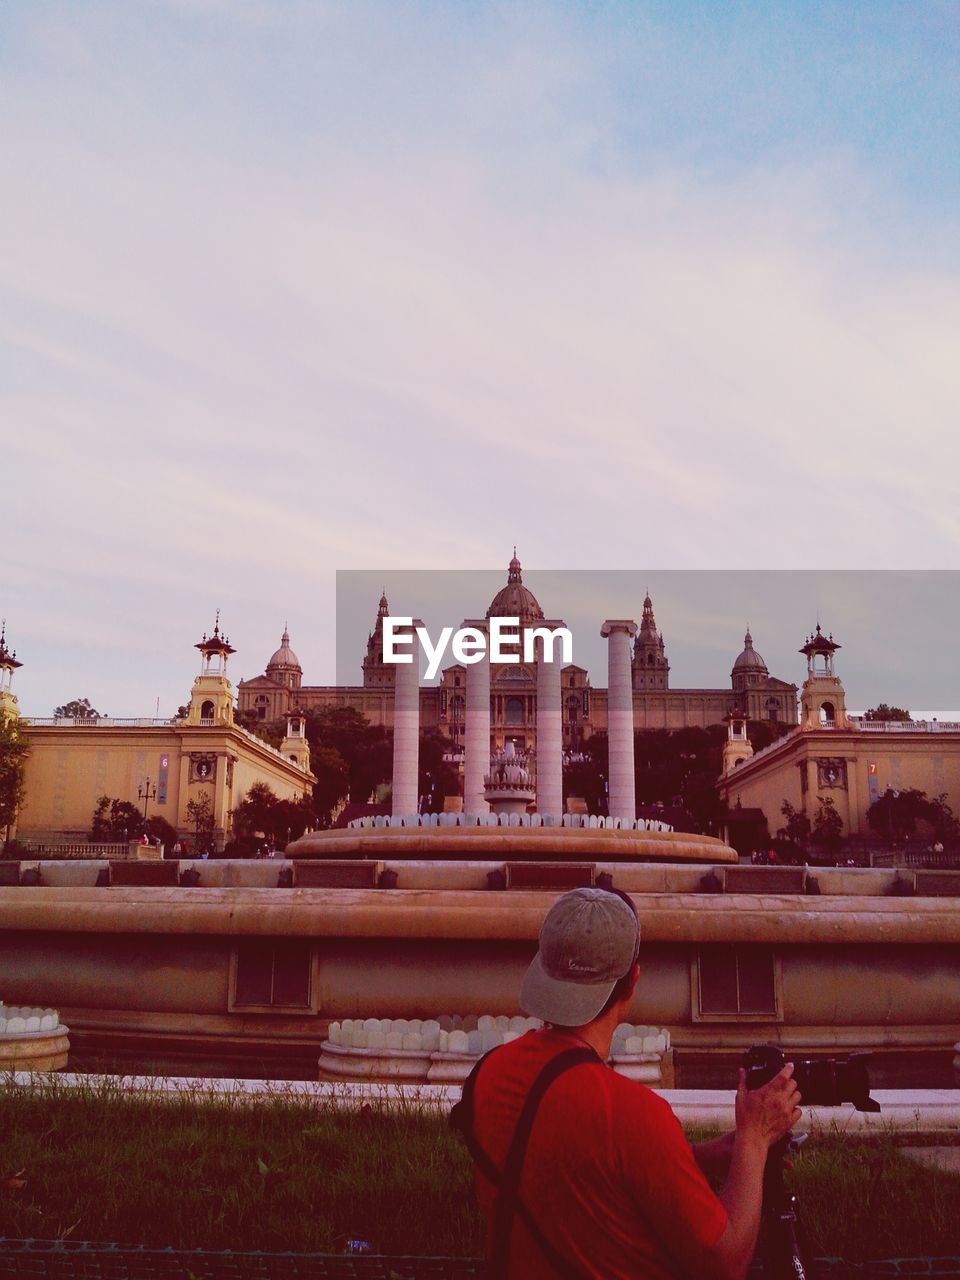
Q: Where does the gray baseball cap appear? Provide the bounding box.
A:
[520,887,640,1027]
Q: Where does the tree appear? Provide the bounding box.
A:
[90,795,143,842]
[0,715,29,838]
[231,782,313,847]
[304,707,391,803]
[863,704,912,722]
[867,787,926,841]
[418,729,460,812]
[928,793,959,843]
[812,795,843,850]
[54,697,103,719]
[310,745,350,828]
[185,792,215,850]
[777,800,810,846]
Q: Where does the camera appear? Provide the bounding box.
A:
[743,1043,880,1113]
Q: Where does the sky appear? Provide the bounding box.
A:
[2,1,959,716]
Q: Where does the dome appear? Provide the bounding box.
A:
[267,626,302,673]
[486,551,544,625]
[732,628,767,673]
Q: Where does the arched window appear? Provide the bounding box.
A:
[819,701,836,725]
[505,697,524,725]
[200,699,215,721]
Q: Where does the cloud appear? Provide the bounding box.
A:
[2,1,959,711]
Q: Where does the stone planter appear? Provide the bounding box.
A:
[318,1041,431,1080]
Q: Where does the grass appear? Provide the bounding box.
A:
[1,1078,959,1260]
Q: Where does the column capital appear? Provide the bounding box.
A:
[601,619,638,639]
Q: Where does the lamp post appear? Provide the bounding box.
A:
[138,778,157,821]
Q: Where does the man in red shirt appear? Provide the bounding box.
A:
[460,888,801,1279]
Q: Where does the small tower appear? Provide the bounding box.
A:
[632,594,670,690]
[799,625,848,730]
[722,709,754,774]
[0,621,23,723]
[281,710,311,773]
[187,613,236,726]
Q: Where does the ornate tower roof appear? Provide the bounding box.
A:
[732,627,768,673]
[486,550,544,625]
[0,620,22,672]
[194,611,235,658]
[800,624,840,658]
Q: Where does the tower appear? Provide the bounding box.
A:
[362,590,396,689]
[187,614,236,726]
[721,710,754,774]
[281,711,311,773]
[0,621,22,724]
[632,594,669,690]
[799,626,848,730]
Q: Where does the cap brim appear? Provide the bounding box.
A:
[519,951,617,1027]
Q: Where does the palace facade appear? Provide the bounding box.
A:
[237,554,799,749]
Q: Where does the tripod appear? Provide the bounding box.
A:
[757,1133,816,1280]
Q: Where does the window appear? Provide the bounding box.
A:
[695,945,780,1020]
[257,706,266,719]
[505,696,524,725]
[200,699,215,719]
[232,940,313,1009]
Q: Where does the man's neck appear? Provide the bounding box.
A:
[548,1008,621,1062]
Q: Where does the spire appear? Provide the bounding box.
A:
[743,626,753,649]
[377,588,389,618]
[507,548,522,584]
[639,593,657,640]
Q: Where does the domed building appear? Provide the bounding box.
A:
[266,627,302,691]
[236,554,799,761]
[486,550,545,626]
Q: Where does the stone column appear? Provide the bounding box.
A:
[535,629,563,818]
[601,619,638,823]
[391,619,422,817]
[463,620,490,817]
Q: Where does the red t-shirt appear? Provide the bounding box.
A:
[471,1029,728,1280]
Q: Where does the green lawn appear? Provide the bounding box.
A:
[1,1077,958,1260]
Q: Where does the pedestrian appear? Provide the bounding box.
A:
[454,887,800,1279]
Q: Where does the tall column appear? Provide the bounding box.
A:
[391,618,422,817]
[463,620,490,817]
[601,619,638,823]
[535,629,563,817]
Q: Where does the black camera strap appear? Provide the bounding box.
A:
[451,1045,597,1280]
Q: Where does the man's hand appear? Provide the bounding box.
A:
[735,1064,802,1151]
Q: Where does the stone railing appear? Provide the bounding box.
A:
[23,717,176,728]
[16,842,129,859]
[320,1015,673,1085]
[851,719,960,733]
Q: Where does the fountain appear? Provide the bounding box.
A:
[483,740,536,818]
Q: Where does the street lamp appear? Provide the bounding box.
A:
[138,778,157,820]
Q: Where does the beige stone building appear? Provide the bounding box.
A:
[237,554,798,752]
[11,620,315,848]
[716,626,960,849]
